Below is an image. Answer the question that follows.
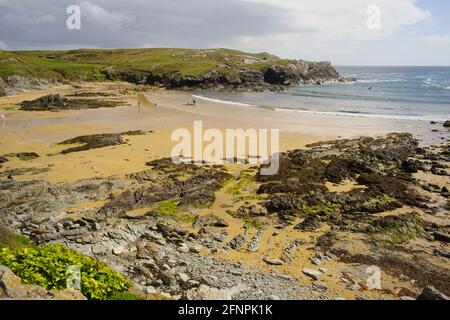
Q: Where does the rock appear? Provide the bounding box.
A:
[177,273,189,283]
[177,244,190,253]
[158,271,176,286]
[312,281,328,291]
[347,283,361,291]
[193,214,229,228]
[319,268,328,274]
[400,296,415,301]
[263,258,284,266]
[444,121,450,128]
[52,289,87,300]
[433,231,450,243]
[434,248,450,258]
[185,284,245,300]
[267,295,280,300]
[295,216,321,232]
[189,244,202,254]
[302,268,322,281]
[417,286,448,300]
[112,246,125,255]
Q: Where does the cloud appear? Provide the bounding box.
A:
[0,0,441,64]
[420,34,450,46]
[0,40,8,50]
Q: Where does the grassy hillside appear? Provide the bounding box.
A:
[0,48,286,81]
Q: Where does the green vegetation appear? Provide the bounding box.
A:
[370,212,423,246]
[225,172,256,196]
[177,215,197,224]
[0,48,289,82]
[151,199,179,216]
[0,225,32,249]
[0,244,131,300]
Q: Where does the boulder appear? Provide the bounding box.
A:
[444,121,450,128]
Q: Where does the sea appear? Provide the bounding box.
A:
[193,66,450,122]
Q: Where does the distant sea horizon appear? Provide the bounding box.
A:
[195,66,450,122]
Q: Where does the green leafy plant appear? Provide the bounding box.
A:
[0,244,131,300]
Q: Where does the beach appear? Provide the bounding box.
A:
[0,82,449,300]
[1,82,448,183]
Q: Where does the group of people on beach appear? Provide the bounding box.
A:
[184,99,196,106]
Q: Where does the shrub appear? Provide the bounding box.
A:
[0,244,131,300]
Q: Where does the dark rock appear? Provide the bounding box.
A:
[433,231,450,243]
[20,94,123,111]
[193,214,229,228]
[444,121,450,128]
[417,286,448,300]
[59,131,145,154]
[295,216,321,231]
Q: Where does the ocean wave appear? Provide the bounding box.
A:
[355,79,405,84]
[273,107,450,122]
[192,94,256,107]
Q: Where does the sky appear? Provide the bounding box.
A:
[0,0,449,65]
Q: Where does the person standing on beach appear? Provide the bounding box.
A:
[0,114,5,126]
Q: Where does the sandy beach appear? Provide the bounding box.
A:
[0,82,449,301]
[1,82,447,183]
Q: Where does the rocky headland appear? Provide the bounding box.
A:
[0,48,345,95]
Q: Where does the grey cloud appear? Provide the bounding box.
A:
[0,0,293,50]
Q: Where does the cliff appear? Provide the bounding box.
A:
[0,48,344,94]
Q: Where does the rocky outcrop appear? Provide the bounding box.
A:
[20,94,124,111]
[108,59,344,91]
[0,75,51,96]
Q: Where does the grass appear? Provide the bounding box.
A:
[0,48,292,82]
[0,225,32,249]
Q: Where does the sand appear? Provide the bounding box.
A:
[0,82,448,300]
